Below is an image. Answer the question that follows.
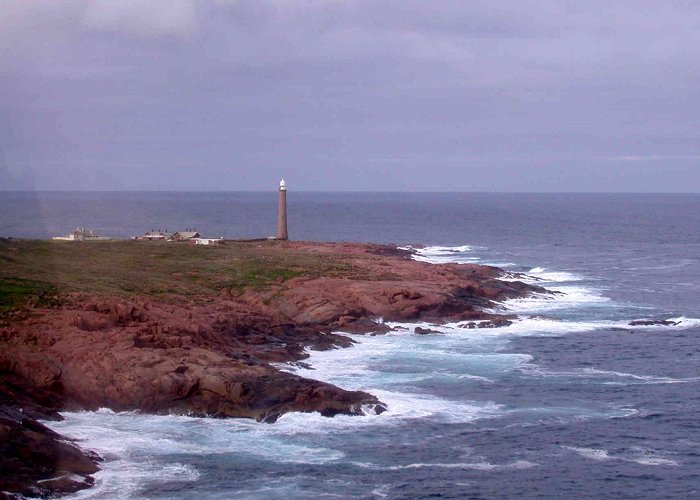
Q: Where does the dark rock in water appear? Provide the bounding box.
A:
[366,244,414,259]
[458,322,478,329]
[628,319,679,327]
[478,319,513,328]
[0,409,100,497]
[291,361,313,370]
[334,315,391,334]
[414,326,442,335]
[373,404,388,415]
[0,375,100,498]
[458,319,513,329]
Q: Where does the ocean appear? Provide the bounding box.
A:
[2,192,700,499]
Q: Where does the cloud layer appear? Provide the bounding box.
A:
[1,0,699,191]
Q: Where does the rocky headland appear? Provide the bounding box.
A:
[0,239,548,497]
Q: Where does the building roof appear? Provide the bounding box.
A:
[174,231,200,238]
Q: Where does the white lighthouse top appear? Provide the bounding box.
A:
[279,178,287,191]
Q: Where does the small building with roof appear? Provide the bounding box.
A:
[137,229,173,241]
[53,228,110,241]
[173,229,201,241]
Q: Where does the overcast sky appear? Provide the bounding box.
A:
[1,0,699,192]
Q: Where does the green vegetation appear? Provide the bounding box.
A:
[0,239,358,307]
[0,277,58,311]
[228,266,303,294]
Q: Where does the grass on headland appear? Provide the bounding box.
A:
[0,277,59,311]
[0,239,357,308]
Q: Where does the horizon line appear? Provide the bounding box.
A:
[1,190,699,195]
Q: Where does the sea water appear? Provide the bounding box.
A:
[2,192,699,499]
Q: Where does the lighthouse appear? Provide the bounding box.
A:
[276,178,288,240]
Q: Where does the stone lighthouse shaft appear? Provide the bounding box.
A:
[276,178,288,240]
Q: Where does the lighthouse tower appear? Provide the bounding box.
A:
[276,178,288,240]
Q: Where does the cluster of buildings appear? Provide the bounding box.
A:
[51,179,290,245]
[133,228,223,245]
[52,227,111,241]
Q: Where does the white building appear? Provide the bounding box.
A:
[53,228,110,241]
[192,237,224,246]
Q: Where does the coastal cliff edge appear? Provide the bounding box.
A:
[0,240,547,497]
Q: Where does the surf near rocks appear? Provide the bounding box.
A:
[0,239,548,495]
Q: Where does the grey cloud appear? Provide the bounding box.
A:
[82,0,198,37]
[0,1,699,191]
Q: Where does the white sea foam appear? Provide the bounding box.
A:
[501,268,585,285]
[496,286,611,315]
[522,267,583,283]
[519,365,700,385]
[402,245,521,269]
[403,245,700,337]
[562,446,611,461]
[475,315,700,338]
[284,314,699,434]
[405,245,473,255]
[46,409,349,498]
[51,272,682,497]
[405,244,613,317]
[562,446,679,466]
[401,245,481,264]
[352,459,537,471]
[294,317,700,411]
[405,245,584,283]
[371,485,391,498]
[507,405,638,422]
[632,456,679,466]
[290,331,512,426]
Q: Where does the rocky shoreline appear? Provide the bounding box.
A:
[0,241,548,497]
